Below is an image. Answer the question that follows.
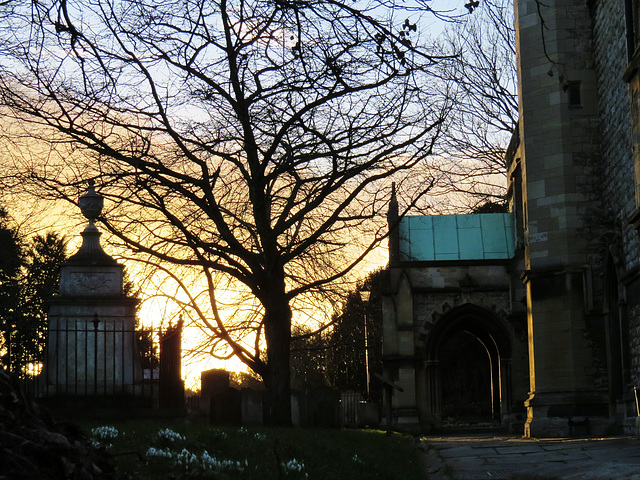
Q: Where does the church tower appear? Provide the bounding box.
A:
[515,0,610,436]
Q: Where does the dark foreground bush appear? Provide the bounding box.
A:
[0,370,124,480]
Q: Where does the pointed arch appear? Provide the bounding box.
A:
[419,302,513,428]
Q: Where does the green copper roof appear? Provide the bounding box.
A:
[399,213,515,261]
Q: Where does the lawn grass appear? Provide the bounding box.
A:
[79,419,427,480]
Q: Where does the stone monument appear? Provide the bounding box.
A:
[42,181,144,405]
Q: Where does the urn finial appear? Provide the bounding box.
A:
[66,179,116,265]
[78,179,103,225]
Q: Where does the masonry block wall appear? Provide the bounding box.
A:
[630,307,640,389]
[515,0,612,436]
[616,0,640,396]
[516,0,602,269]
[591,0,640,404]
[592,0,637,275]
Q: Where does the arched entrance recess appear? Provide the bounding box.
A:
[422,303,512,428]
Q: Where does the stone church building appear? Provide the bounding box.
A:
[382,0,640,437]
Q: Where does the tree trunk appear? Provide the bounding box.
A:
[261,277,292,426]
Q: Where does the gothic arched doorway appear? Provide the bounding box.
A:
[422,303,512,430]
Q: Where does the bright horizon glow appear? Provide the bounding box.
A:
[134,240,388,391]
[1,172,389,392]
[2,167,496,392]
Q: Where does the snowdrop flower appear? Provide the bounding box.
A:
[145,447,173,459]
[211,429,228,440]
[282,459,309,479]
[201,450,248,471]
[91,426,119,441]
[283,459,305,472]
[157,428,185,442]
[175,448,199,469]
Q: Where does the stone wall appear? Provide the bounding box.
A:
[592,0,640,405]
[629,306,640,387]
[591,0,637,276]
[515,1,614,435]
[516,0,603,270]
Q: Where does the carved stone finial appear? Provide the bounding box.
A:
[78,179,103,225]
[66,180,116,266]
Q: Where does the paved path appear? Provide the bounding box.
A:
[418,433,640,480]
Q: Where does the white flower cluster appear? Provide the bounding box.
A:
[157,428,185,442]
[175,448,199,468]
[91,426,119,441]
[201,450,248,471]
[283,459,306,472]
[146,447,173,459]
[352,454,363,464]
[145,446,246,473]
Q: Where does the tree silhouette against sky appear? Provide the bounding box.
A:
[0,0,485,424]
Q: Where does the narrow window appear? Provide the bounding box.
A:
[635,0,640,50]
[568,81,582,107]
[625,0,635,60]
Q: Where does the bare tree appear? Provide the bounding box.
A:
[0,0,458,424]
[432,0,517,211]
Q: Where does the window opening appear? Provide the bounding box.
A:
[567,81,582,107]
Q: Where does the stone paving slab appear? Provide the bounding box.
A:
[536,451,591,461]
[494,445,544,454]
[420,434,640,480]
[455,472,511,480]
[438,447,497,458]
[539,444,574,451]
[506,451,574,462]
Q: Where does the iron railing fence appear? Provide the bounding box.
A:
[11,322,163,408]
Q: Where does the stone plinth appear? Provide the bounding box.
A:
[44,298,142,397]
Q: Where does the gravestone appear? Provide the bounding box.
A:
[210,387,241,426]
[201,369,230,397]
[159,320,185,409]
[309,386,340,428]
[241,388,264,426]
[199,369,230,415]
[358,401,380,428]
[291,389,302,427]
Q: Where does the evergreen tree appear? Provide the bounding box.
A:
[327,269,385,401]
[5,233,67,375]
[0,202,68,375]
[290,325,330,392]
[0,206,24,372]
